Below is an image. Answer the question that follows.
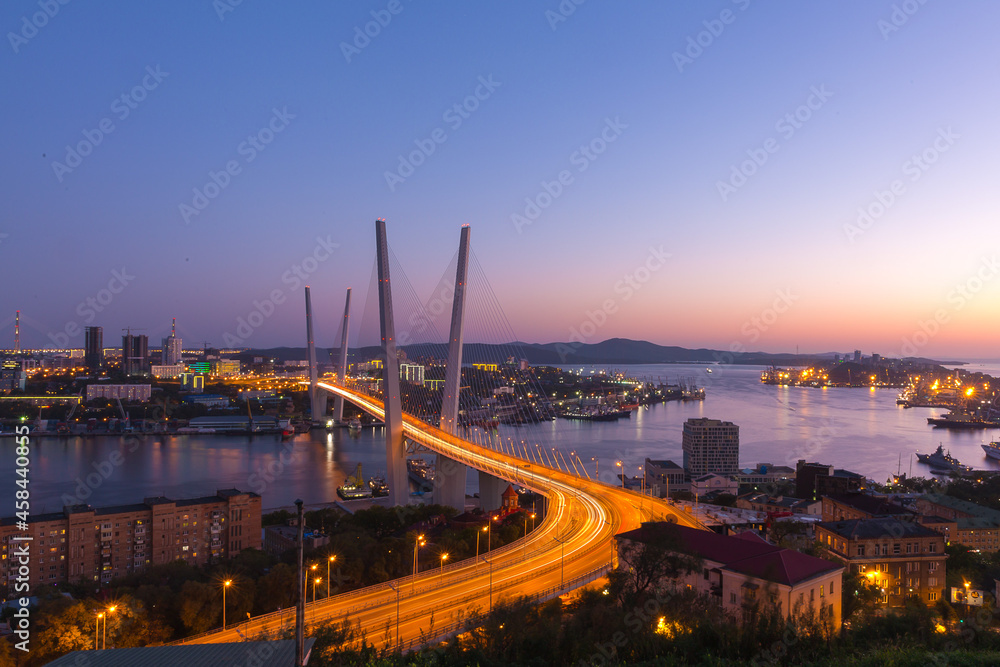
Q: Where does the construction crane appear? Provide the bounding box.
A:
[115,397,133,433]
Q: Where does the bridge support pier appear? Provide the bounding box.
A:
[478,471,505,513]
[436,225,471,511]
[376,219,408,508]
[305,286,326,422]
[332,288,351,423]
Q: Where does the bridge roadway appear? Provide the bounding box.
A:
[179,384,704,651]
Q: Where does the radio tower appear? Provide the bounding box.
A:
[14,311,20,353]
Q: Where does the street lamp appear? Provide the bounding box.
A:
[592,457,598,478]
[305,564,317,602]
[327,555,336,598]
[412,534,425,593]
[95,612,103,650]
[388,581,400,652]
[440,553,449,584]
[222,580,232,630]
[476,525,488,568]
[103,606,116,649]
[313,577,322,604]
[616,461,623,488]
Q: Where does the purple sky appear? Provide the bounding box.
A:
[2,1,998,358]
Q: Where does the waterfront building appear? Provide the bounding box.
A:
[821,493,912,522]
[815,518,945,606]
[738,463,796,487]
[737,493,821,516]
[795,460,865,501]
[644,458,686,497]
[122,332,149,377]
[681,418,739,477]
[913,493,1000,552]
[618,523,843,628]
[85,384,152,402]
[691,473,739,498]
[84,326,104,370]
[182,394,231,409]
[0,489,260,594]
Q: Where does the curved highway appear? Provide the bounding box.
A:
[179,384,704,650]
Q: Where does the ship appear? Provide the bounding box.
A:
[916,444,972,472]
[337,463,373,500]
[407,458,435,491]
[982,441,1000,461]
[927,411,1000,429]
[368,474,388,497]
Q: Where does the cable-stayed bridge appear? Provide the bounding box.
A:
[181,220,704,650]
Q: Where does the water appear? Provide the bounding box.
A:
[8,364,1000,512]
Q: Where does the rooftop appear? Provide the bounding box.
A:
[824,493,911,517]
[816,518,942,541]
[618,523,841,587]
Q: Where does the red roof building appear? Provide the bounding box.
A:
[618,522,843,629]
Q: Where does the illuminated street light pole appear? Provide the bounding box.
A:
[222,579,232,630]
[476,525,488,568]
[440,553,449,584]
[412,535,425,594]
[592,457,598,479]
[95,612,103,650]
[103,606,116,650]
[313,577,321,604]
[616,461,623,488]
[327,555,336,598]
[388,581,400,652]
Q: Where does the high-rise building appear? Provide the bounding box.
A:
[681,417,739,477]
[84,326,104,370]
[400,362,425,385]
[162,318,183,366]
[122,331,149,376]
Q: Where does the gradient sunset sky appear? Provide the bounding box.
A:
[3,1,998,358]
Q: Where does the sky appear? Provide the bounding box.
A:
[2,1,998,359]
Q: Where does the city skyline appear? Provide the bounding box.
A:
[3,2,999,357]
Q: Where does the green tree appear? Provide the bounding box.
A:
[178,580,220,635]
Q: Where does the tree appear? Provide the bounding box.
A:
[178,580,220,635]
[616,527,701,600]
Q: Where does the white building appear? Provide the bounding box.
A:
[85,384,152,402]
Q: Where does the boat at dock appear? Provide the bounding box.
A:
[337,463,373,500]
[928,411,1000,429]
[982,441,1000,461]
[916,444,972,472]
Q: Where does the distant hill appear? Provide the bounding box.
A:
[239,338,958,367]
